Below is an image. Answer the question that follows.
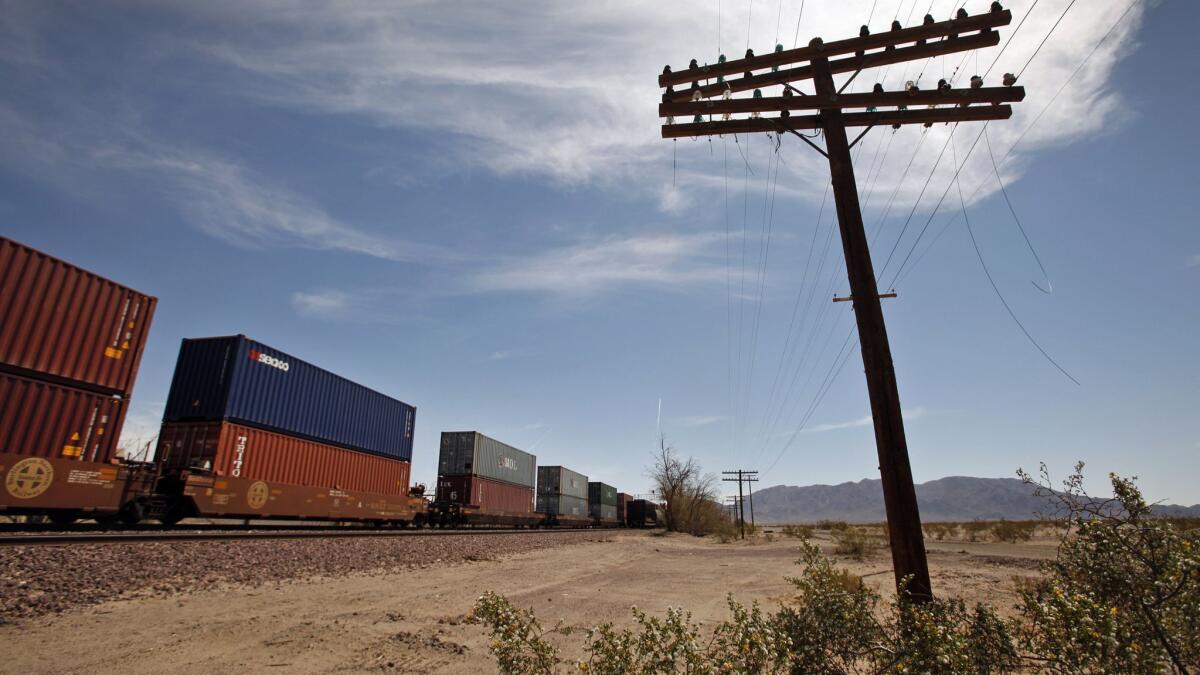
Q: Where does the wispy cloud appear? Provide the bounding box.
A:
[290,287,427,324]
[471,232,725,295]
[677,415,724,428]
[164,1,1145,207]
[0,103,453,265]
[803,407,932,434]
[1187,254,1200,268]
[489,350,516,361]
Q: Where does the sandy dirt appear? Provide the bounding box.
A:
[1,530,1049,674]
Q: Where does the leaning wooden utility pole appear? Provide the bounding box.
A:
[659,3,1025,602]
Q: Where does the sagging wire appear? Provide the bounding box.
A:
[983,126,1052,294]
[951,134,1080,386]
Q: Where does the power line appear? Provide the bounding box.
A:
[1017,0,1077,80]
[951,137,1080,385]
[983,126,1052,293]
[983,0,1042,77]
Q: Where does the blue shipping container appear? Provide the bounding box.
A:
[163,335,415,461]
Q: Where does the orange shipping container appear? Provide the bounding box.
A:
[0,372,126,463]
[157,421,411,496]
[0,236,156,396]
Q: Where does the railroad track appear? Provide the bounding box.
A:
[0,526,597,546]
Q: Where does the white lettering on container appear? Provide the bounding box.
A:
[232,435,247,477]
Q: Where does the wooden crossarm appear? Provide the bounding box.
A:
[659,86,1023,117]
[659,8,1011,88]
[660,105,1012,139]
[663,30,1000,103]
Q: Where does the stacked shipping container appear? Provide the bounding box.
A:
[436,432,535,513]
[588,481,618,522]
[0,237,155,467]
[0,237,156,518]
[536,465,588,517]
[159,335,416,498]
[0,237,155,398]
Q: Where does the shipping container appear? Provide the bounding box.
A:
[588,481,618,507]
[0,372,126,464]
[0,236,156,397]
[436,474,534,513]
[536,493,589,517]
[590,503,618,521]
[438,431,535,488]
[537,465,588,500]
[628,499,658,528]
[157,420,411,496]
[617,492,633,524]
[163,336,416,461]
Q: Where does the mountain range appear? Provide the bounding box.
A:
[748,476,1200,523]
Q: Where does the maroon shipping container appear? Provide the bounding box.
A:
[437,474,534,513]
[617,492,633,523]
[158,421,411,496]
[0,236,156,396]
[0,372,126,464]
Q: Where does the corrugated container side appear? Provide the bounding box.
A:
[617,492,633,521]
[0,237,156,397]
[536,465,588,500]
[536,493,589,517]
[437,431,535,488]
[588,481,618,507]
[590,503,618,520]
[0,372,126,463]
[157,421,410,496]
[163,336,415,461]
[436,474,534,512]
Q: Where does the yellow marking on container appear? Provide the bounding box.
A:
[70,432,80,441]
[96,428,104,436]
[62,445,82,457]
[104,347,123,359]
[214,480,227,489]
[121,340,130,350]
[128,321,135,329]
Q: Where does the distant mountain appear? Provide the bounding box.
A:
[750,476,1200,523]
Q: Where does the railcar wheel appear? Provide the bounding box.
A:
[48,511,79,526]
[159,508,185,527]
[119,501,145,526]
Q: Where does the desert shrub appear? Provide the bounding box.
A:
[925,522,959,541]
[832,527,877,559]
[471,591,559,674]
[816,519,850,532]
[990,520,1037,543]
[1016,463,1200,673]
[963,520,990,542]
[780,524,814,539]
[475,464,1199,673]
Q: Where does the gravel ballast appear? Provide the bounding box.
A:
[0,530,612,623]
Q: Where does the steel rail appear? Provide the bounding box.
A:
[0,527,608,547]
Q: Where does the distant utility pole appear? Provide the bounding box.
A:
[723,470,759,538]
[659,3,1026,602]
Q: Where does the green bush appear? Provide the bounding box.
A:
[472,464,1200,673]
[816,519,850,532]
[1016,463,1200,673]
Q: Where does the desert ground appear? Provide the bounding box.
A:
[1,528,1054,674]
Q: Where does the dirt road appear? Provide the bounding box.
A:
[1,531,1046,673]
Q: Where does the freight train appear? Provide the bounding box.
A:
[0,236,659,529]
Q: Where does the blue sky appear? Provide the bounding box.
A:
[2,1,1196,504]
